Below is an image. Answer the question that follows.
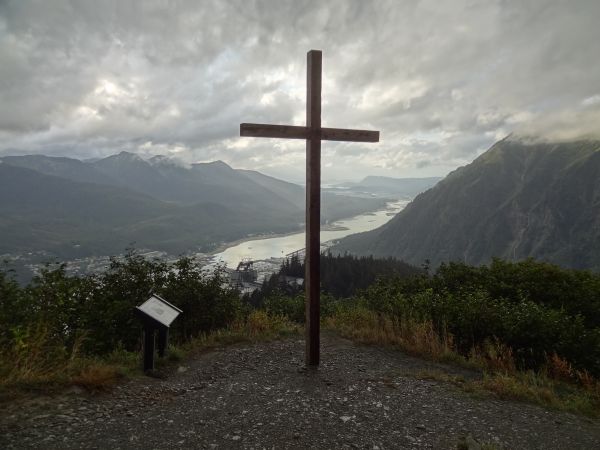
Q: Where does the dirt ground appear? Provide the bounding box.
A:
[1,334,599,449]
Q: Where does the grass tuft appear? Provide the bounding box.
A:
[325,307,457,362]
[326,307,600,417]
[469,372,600,417]
[182,310,300,355]
[1,311,299,398]
[72,364,121,391]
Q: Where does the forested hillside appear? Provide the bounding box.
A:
[336,139,600,270]
[0,154,388,258]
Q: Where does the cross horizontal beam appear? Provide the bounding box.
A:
[239,50,380,368]
[321,127,379,142]
[240,123,379,143]
[240,123,307,139]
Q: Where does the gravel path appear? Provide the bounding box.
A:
[1,334,599,449]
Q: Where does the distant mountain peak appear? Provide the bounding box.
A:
[149,154,175,165]
[207,160,230,167]
[147,154,192,169]
[94,151,150,168]
[115,151,142,160]
[191,160,233,171]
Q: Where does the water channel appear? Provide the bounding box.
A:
[212,199,409,268]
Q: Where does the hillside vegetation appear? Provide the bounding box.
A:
[257,256,600,415]
[1,254,599,414]
[336,139,600,270]
[0,153,388,258]
[0,251,273,393]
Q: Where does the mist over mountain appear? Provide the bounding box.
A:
[335,139,600,270]
[0,153,390,258]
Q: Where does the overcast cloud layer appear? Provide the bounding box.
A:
[1,0,599,182]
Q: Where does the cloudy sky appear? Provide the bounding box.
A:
[1,0,599,182]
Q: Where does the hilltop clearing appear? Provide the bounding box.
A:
[1,334,598,449]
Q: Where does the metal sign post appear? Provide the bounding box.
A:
[135,294,182,373]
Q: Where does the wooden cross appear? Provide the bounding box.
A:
[240,50,379,366]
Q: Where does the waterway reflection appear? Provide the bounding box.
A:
[213,200,408,268]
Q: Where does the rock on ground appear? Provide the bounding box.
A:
[1,334,599,449]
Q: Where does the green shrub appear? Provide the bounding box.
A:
[263,292,305,323]
[359,260,600,375]
[0,251,245,366]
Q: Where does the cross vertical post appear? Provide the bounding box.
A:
[240,50,379,367]
[305,50,322,366]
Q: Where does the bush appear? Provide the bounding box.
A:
[160,257,242,342]
[358,259,600,376]
[0,251,244,371]
[263,293,305,323]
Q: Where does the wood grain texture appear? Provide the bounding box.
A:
[240,125,378,143]
[321,127,379,142]
[240,123,308,139]
[239,49,380,367]
[305,49,322,367]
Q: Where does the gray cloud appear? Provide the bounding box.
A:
[1,0,599,181]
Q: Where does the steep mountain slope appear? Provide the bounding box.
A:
[0,153,392,259]
[0,164,300,257]
[3,153,302,227]
[4,153,387,225]
[90,153,297,215]
[238,169,305,209]
[91,152,170,198]
[336,139,600,270]
[95,154,386,222]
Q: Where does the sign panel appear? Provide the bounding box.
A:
[136,294,182,327]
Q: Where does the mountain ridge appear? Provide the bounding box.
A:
[0,164,258,256]
[335,139,600,270]
[0,153,396,259]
